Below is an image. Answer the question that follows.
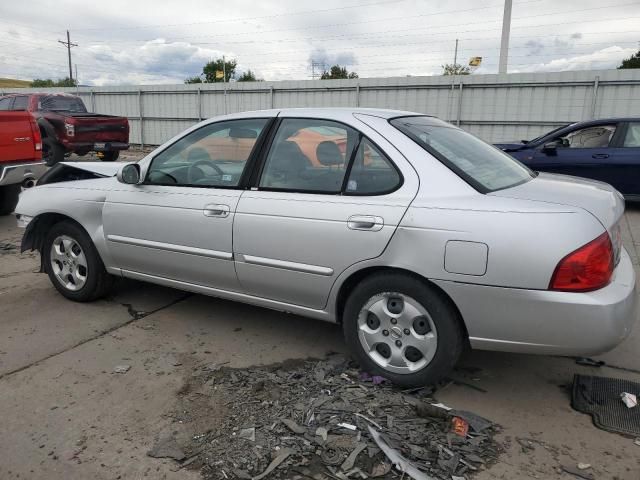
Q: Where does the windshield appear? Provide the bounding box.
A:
[39,95,87,113]
[390,116,535,193]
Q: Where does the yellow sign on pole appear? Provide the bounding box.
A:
[469,57,483,67]
[215,70,224,79]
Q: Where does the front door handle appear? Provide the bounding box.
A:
[347,215,384,231]
[592,153,609,159]
[203,204,230,218]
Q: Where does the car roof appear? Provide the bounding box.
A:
[0,92,78,98]
[567,117,640,127]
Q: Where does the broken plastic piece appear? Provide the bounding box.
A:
[252,448,292,480]
[338,422,358,431]
[621,392,638,408]
[367,426,434,480]
[451,417,469,437]
[280,418,306,434]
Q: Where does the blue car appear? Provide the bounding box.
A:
[495,118,640,198]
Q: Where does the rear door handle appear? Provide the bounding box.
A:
[347,215,384,231]
[203,204,230,218]
[592,153,609,159]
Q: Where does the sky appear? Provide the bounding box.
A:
[0,0,638,85]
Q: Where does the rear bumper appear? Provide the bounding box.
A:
[434,247,637,356]
[0,161,47,187]
[64,141,130,152]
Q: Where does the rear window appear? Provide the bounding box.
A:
[390,116,534,193]
[38,95,87,113]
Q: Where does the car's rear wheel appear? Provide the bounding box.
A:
[0,184,21,216]
[100,151,120,162]
[343,272,465,387]
[43,221,113,302]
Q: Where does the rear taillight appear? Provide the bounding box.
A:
[29,115,42,152]
[549,232,613,292]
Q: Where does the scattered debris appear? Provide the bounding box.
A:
[451,417,469,437]
[561,464,595,480]
[113,365,131,374]
[147,436,186,461]
[577,463,591,470]
[168,355,500,479]
[621,392,638,408]
[238,428,256,442]
[635,438,640,446]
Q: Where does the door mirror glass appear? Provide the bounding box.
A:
[117,163,141,184]
[542,141,560,153]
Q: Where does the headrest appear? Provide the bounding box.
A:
[316,141,343,166]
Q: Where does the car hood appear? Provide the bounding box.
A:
[494,142,528,152]
[490,172,624,230]
[59,161,121,176]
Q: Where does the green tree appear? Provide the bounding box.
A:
[184,75,203,84]
[55,77,77,87]
[320,65,358,80]
[237,70,261,82]
[203,58,237,83]
[618,49,640,69]
[442,63,471,75]
[30,78,55,87]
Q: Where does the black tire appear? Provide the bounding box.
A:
[101,151,120,162]
[43,137,65,166]
[43,221,114,302]
[342,272,465,387]
[0,184,21,216]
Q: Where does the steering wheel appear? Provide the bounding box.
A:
[187,159,225,184]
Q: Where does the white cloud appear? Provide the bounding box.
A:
[512,46,636,73]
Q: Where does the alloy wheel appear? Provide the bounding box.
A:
[357,292,438,374]
[50,235,88,291]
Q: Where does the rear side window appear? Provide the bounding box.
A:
[11,96,28,110]
[390,116,534,193]
[0,97,11,110]
[259,118,358,193]
[623,123,640,147]
[346,138,401,195]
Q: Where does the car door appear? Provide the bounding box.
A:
[233,116,418,310]
[612,121,640,196]
[532,123,622,187]
[102,116,273,291]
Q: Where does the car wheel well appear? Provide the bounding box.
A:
[335,266,469,341]
[23,213,91,270]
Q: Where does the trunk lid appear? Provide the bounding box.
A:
[65,114,129,143]
[491,172,624,264]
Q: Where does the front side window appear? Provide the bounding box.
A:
[0,97,11,111]
[146,118,268,187]
[557,125,616,149]
[259,118,358,193]
[623,123,640,147]
[346,138,401,194]
[391,116,533,193]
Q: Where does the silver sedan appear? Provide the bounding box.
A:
[15,108,637,386]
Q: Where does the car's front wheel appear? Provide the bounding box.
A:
[43,221,113,302]
[343,272,465,387]
[100,151,120,162]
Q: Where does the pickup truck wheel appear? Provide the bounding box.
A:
[101,151,120,162]
[342,272,465,387]
[43,221,114,302]
[43,138,65,166]
[0,185,20,216]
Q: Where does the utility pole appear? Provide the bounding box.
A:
[498,0,512,74]
[58,30,78,83]
[453,38,459,66]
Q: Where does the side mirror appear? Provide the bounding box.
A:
[542,141,560,155]
[117,163,141,184]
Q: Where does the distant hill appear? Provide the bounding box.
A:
[0,78,31,88]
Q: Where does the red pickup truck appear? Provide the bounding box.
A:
[0,93,129,166]
[0,110,45,215]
